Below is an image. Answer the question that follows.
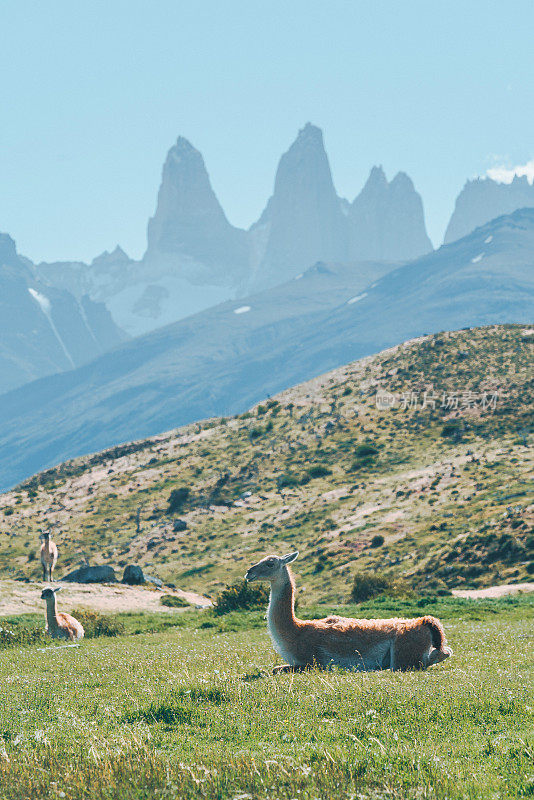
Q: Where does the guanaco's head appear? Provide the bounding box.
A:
[40,587,61,601]
[39,531,51,542]
[245,551,299,582]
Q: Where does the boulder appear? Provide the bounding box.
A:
[172,518,187,532]
[61,565,116,583]
[143,574,163,588]
[122,564,145,585]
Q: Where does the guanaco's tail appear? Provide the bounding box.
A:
[421,616,447,650]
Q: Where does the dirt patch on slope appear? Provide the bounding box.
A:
[0,580,212,616]
[452,583,534,599]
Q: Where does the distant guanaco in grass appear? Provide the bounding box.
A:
[39,531,58,581]
[40,587,84,642]
[245,552,452,673]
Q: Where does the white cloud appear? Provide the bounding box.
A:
[486,159,534,185]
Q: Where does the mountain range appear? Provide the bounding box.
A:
[2,123,534,396]
[30,126,534,340]
[33,124,433,336]
[0,206,532,491]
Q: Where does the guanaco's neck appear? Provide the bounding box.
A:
[268,566,298,634]
[45,596,58,630]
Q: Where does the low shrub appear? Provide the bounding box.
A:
[277,464,332,489]
[306,465,332,480]
[350,442,380,471]
[370,534,385,547]
[73,609,125,638]
[350,571,412,603]
[441,421,463,438]
[167,487,190,514]
[354,443,379,459]
[160,594,191,608]
[0,625,46,649]
[277,472,301,489]
[213,580,269,615]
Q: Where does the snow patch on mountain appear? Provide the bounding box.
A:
[28,287,51,313]
[347,292,368,304]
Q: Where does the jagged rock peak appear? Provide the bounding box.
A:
[275,122,332,177]
[444,174,534,244]
[390,171,415,190]
[348,167,432,261]
[0,233,18,266]
[249,122,348,289]
[145,134,248,282]
[293,121,324,145]
[166,136,205,165]
[91,245,130,267]
[364,165,388,189]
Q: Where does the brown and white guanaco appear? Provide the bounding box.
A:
[40,587,84,642]
[39,531,58,582]
[245,552,452,673]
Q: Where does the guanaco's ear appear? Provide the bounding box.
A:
[53,586,62,593]
[281,551,299,564]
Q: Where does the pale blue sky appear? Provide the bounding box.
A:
[1,0,533,262]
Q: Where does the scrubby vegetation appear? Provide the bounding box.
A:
[0,325,532,603]
[73,608,125,637]
[351,570,412,602]
[213,579,269,615]
[160,594,192,608]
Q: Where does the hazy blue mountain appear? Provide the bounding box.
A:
[249,123,348,290]
[0,234,124,395]
[348,166,433,261]
[0,257,396,488]
[0,207,532,490]
[444,175,534,244]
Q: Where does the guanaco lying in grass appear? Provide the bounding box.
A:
[40,587,84,642]
[245,552,452,673]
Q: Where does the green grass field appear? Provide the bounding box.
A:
[0,597,532,799]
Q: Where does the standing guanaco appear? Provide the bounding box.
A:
[39,531,58,581]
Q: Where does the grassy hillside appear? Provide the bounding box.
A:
[0,324,532,602]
